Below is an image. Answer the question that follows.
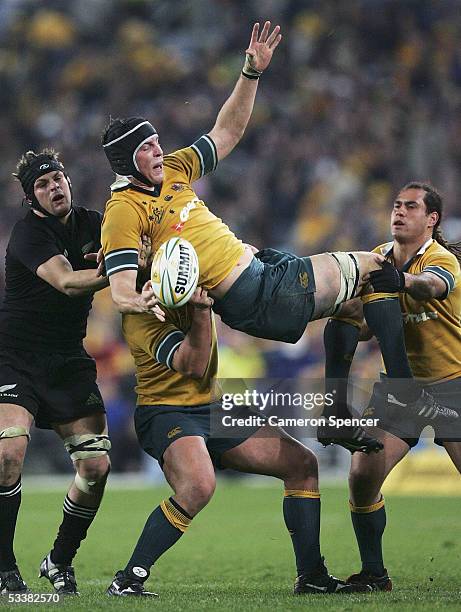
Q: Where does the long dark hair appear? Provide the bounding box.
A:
[402,182,461,264]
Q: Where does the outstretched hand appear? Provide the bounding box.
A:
[245,21,282,73]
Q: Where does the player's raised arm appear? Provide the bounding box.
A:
[207,21,281,161]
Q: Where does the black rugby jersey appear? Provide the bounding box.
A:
[0,207,101,352]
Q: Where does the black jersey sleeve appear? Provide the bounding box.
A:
[9,221,61,274]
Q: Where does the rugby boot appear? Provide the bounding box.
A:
[317,424,383,454]
[0,567,29,593]
[107,569,158,597]
[347,568,392,592]
[294,559,372,594]
[39,553,79,595]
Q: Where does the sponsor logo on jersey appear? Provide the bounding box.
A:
[167,426,182,439]
[403,311,438,324]
[171,197,199,232]
[164,194,173,201]
[172,183,185,191]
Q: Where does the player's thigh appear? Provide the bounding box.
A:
[311,251,383,319]
[0,404,33,474]
[52,412,108,439]
[163,435,216,495]
[221,425,317,479]
[442,441,461,474]
[349,430,409,505]
[0,403,34,431]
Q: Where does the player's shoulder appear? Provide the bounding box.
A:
[104,186,145,217]
[426,238,455,258]
[422,239,461,276]
[9,211,47,240]
[372,241,393,256]
[73,205,102,224]
[164,135,218,179]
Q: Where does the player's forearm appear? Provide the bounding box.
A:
[109,281,149,313]
[62,270,109,296]
[213,75,258,145]
[403,272,443,300]
[173,309,212,378]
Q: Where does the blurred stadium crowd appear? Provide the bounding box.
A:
[1,0,461,472]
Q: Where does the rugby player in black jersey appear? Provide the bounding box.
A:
[0,149,121,595]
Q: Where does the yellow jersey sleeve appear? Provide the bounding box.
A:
[101,199,142,277]
[421,250,458,299]
[164,135,218,183]
[124,314,185,369]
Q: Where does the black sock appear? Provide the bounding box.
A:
[363,298,419,403]
[0,478,21,571]
[283,490,322,576]
[323,319,360,419]
[125,498,192,578]
[50,495,98,566]
[350,498,386,576]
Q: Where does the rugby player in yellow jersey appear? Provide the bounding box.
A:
[100,21,452,452]
[322,182,461,591]
[106,285,372,597]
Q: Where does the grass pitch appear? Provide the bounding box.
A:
[4,481,461,610]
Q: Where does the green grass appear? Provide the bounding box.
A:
[3,481,461,610]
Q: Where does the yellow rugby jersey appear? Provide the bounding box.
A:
[373,238,461,382]
[122,305,219,406]
[101,135,244,288]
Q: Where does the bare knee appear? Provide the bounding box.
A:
[281,442,319,489]
[0,439,27,486]
[175,475,216,516]
[349,464,382,506]
[75,455,110,492]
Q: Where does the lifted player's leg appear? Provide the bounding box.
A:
[221,425,372,595]
[0,404,32,594]
[316,298,383,453]
[39,413,111,596]
[313,253,456,445]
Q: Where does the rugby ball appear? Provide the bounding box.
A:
[151,237,199,308]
